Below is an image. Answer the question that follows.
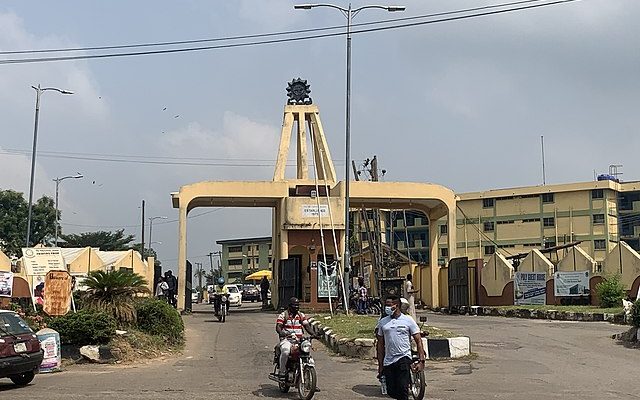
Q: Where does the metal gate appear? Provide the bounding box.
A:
[278,258,301,309]
[448,257,469,307]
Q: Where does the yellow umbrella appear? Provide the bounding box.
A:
[245,269,272,280]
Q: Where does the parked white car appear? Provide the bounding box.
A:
[224,285,242,307]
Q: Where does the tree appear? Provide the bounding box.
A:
[82,270,149,325]
[0,189,57,256]
[60,229,135,251]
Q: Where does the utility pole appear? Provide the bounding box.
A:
[140,200,145,258]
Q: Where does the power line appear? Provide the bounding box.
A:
[0,149,345,167]
[0,1,553,56]
[60,208,223,229]
[0,0,581,65]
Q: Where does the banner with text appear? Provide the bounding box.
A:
[514,271,547,305]
[554,271,590,297]
[317,261,338,298]
[21,248,65,276]
[0,271,13,297]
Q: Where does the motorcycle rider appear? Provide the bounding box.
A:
[275,297,316,379]
[213,277,230,316]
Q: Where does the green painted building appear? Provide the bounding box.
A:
[216,236,272,284]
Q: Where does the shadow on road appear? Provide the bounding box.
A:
[351,384,387,398]
[252,383,298,398]
[0,382,29,392]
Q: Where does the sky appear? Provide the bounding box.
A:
[1,0,639,270]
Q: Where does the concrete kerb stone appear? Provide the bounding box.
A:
[308,317,470,360]
[430,307,628,325]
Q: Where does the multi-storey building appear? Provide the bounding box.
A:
[387,179,640,266]
[217,236,272,283]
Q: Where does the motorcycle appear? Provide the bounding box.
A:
[269,335,317,400]
[213,293,229,323]
[409,316,429,400]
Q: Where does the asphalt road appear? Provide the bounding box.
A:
[2,303,638,399]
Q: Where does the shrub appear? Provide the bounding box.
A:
[595,275,626,308]
[82,270,149,326]
[632,299,640,328]
[48,309,117,345]
[135,298,184,344]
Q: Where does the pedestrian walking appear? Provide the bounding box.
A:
[404,274,417,321]
[357,277,368,315]
[260,276,270,308]
[376,294,426,400]
[155,277,169,301]
[164,270,178,308]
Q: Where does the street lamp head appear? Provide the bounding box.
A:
[386,6,406,12]
[294,4,314,9]
[59,90,74,95]
[74,173,83,179]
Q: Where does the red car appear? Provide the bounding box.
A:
[0,310,44,386]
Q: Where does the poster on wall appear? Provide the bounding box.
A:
[32,275,46,306]
[554,271,590,297]
[21,248,65,276]
[0,271,13,297]
[317,261,338,298]
[514,272,547,305]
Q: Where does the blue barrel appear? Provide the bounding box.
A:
[36,328,61,373]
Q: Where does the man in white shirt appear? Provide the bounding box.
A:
[404,274,417,321]
[376,294,426,400]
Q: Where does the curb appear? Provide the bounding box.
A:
[308,317,470,360]
[428,306,628,325]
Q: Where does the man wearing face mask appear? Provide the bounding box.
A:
[376,295,426,400]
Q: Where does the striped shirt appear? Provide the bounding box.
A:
[277,311,308,339]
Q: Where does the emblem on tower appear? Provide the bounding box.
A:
[286,78,312,105]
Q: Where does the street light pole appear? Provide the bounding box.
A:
[294,2,405,304]
[53,173,83,246]
[25,84,74,247]
[148,216,167,256]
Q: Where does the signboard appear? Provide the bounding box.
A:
[317,261,338,298]
[0,271,13,297]
[21,247,65,276]
[302,204,329,218]
[514,272,547,305]
[37,328,61,373]
[554,271,590,297]
[44,271,72,316]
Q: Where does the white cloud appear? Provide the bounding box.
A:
[159,111,280,166]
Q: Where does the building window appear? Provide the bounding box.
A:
[542,193,554,203]
[543,217,555,228]
[228,246,242,253]
[482,198,494,208]
[484,245,496,255]
[268,257,272,264]
[544,241,556,249]
[596,262,603,272]
[592,189,604,199]
[440,224,448,235]
[440,248,449,258]
[592,214,605,225]
[483,221,495,232]
[594,239,606,250]
[228,259,243,266]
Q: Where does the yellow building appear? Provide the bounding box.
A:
[383,179,640,268]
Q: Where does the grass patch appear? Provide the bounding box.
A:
[313,314,456,339]
[110,329,183,363]
[494,305,623,314]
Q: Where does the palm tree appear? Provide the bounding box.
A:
[193,267,208,294]
[82,269,149,325]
